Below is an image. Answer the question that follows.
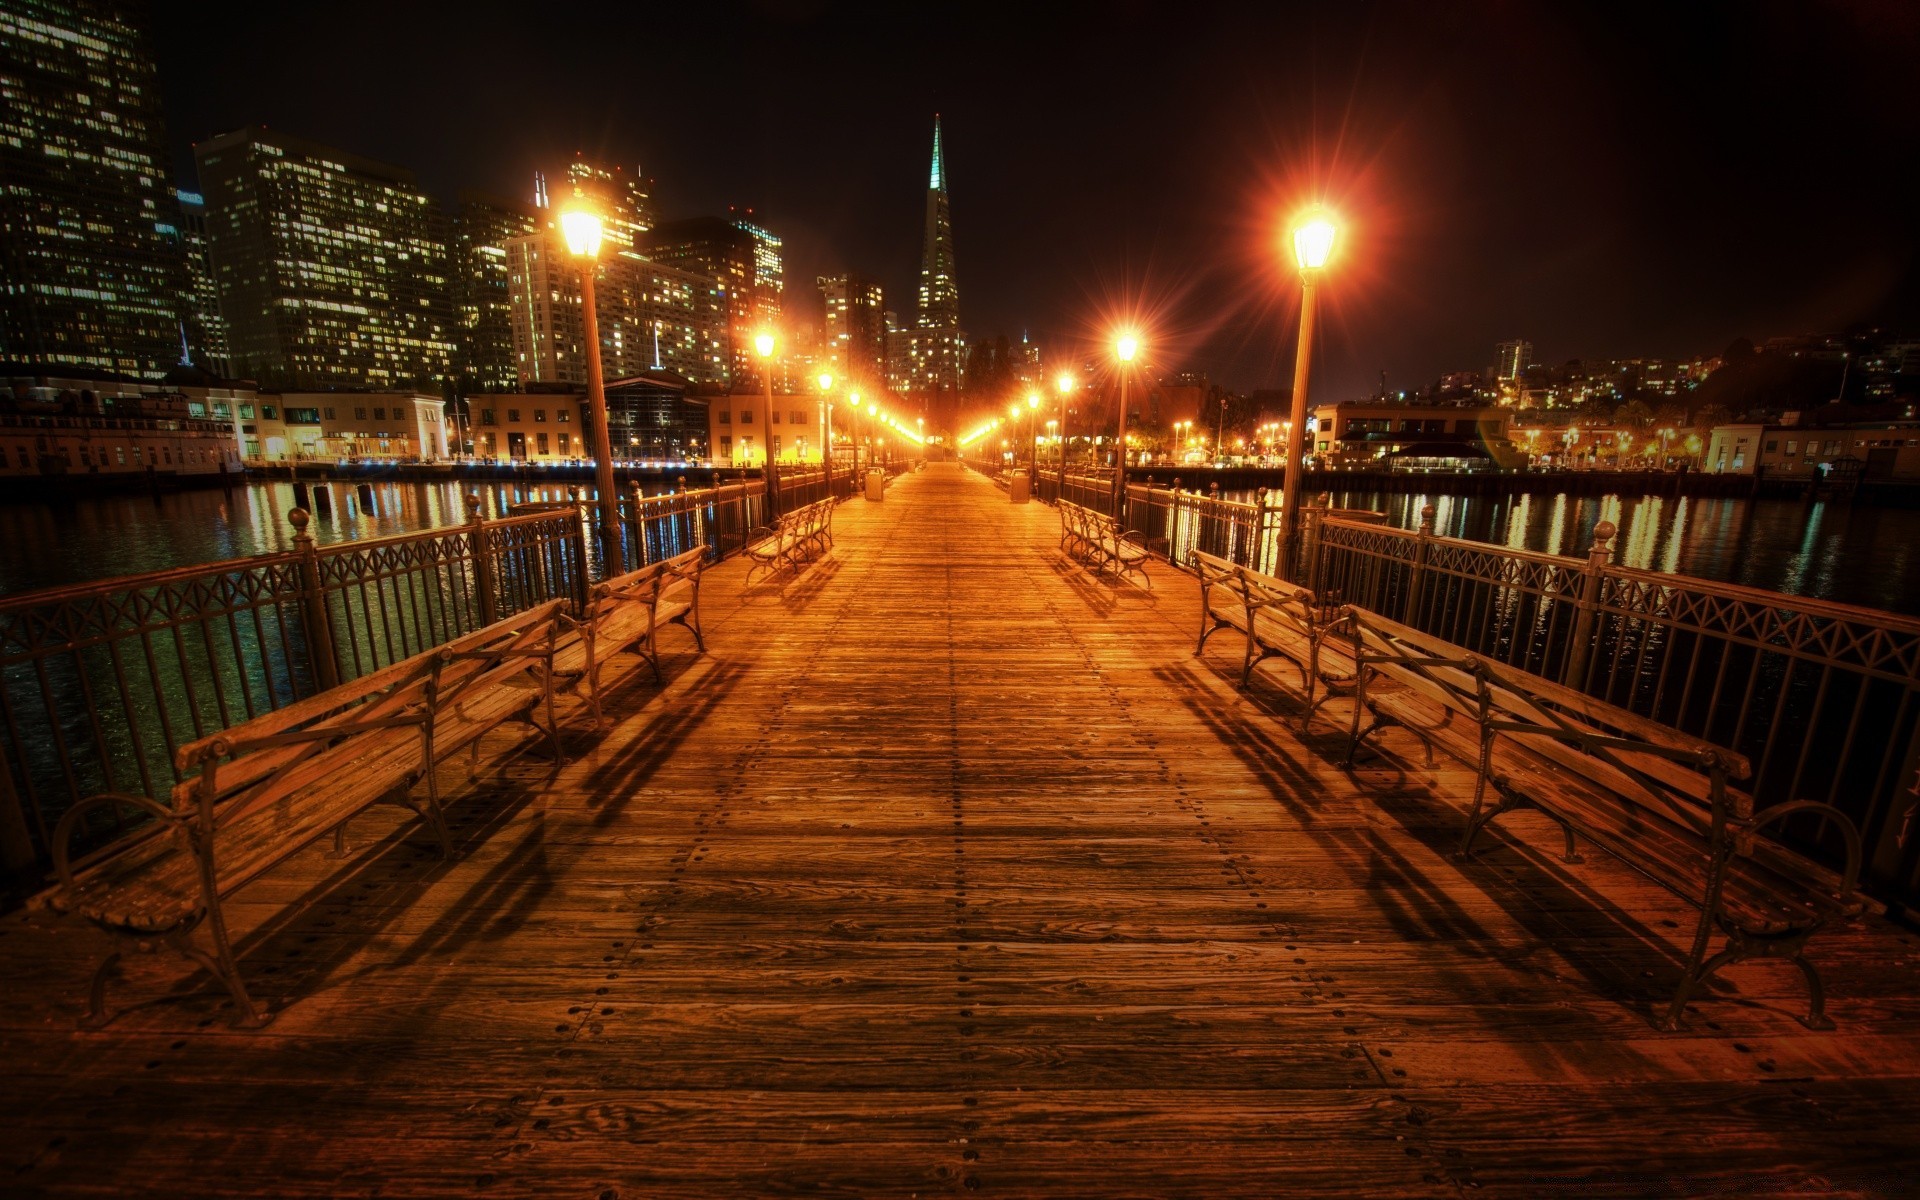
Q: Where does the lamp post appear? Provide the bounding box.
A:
[816,371,834,498]
[561,208,621,576]
[866,401,878,476]
[1113,334,1138,516]
[1025,391,1041,487]
[1216,393,1228,465]
[1056,372,1075,485]
[755,331,778,518]
[1279,212,1336,581]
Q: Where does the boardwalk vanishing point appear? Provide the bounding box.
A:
[5,462,1920,1197]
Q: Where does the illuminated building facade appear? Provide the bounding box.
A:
[452,192,539,392]
[504,231,728,387]
[1494,339,1532,381]
[896,116,967,401]
[193,128,456,389]
[559,157,654,249]
[641,214,783,383]
[818,272,887,383]
[171,190,230,375]
[0,0,190,375]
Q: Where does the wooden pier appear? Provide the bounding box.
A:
[4,463,1918,1197]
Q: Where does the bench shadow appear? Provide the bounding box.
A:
[779,553,844,610]
[1152,653,1726,1036]
[576,657,749,827]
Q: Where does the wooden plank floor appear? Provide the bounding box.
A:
[5,461,1920,1197]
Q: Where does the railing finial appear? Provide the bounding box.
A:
[287,507,311,540]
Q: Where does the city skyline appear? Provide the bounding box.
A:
[140,1,1920,399]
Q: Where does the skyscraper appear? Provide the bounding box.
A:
[194,128,455,389]
[899,115,965,403]
[504,231,728,387]
[641,213,783,382]
[561,157,655,249]
[0,0,190,375]
[818,272,887,383]
[452,192,539,392]
[171,190,229,375]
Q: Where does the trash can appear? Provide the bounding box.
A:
[1008,474,1031,504]
[865,468,885,501]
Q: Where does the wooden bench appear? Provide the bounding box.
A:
[1059,500,1151,587]
[46,600,566,1028]
[553,546,708,724]
[1191,550,1355,729]
[1342,607,1871,1031]
[745,498,834,582]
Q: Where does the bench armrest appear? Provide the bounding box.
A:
[51,792,184,895]
[1748,800,1862,902]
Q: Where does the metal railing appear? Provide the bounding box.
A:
[1017,468,1920,910]
[1308,509,1920,907]
[0,501,586,880]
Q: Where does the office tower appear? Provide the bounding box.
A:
[1495,340,1533,381]
[818,273,887,382]
[561,157,654,249]
[900,115,965,398]
[504,231,728,387]
[194,128,455,389]
[0,0,190,374]
[452,192,539,392]
[170,190,229,375]
[641,213,784,382]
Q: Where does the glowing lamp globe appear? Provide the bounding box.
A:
[753,332,776,359]
[1027,392,1040,409]
[1293,217,1337,271]
[560,210,603,259]
[1057,373,1075,394]
[1116,334,1139,362]
[817,371,834,391]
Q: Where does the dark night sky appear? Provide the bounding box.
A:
[151,0,1920,399]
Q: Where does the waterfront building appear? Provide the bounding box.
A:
[193,128,456,391]
[1706,420,1920,479]
[466,389,586,464]
[504,232,729,387]
[640,215,784,383]
[171,191,230,375]
[0,0,190,376]
[0,366,244,482]
[708,389,827,467]
[818,273,888,383]
[607,373,712,463]
[1310,399,1516,467]
[452,192,540,393]
[238,390,449,463]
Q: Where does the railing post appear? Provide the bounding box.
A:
[0,743,36,881]
[467,491,497,626]
[1254,486,1273,574]
[568,489,591,605]
[1405,503,1437,624]
[289,507,340,691]
[1561,519,1616,690]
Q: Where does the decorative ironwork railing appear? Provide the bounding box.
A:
[1309,510,1920,906]
[1021,473,1920,908]
[0,502,586,882]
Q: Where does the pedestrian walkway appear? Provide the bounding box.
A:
[5,462,1918,1197]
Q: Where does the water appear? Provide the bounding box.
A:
[0,479,633,600]
[1288,488,1920,617]
[2,480,1917,617]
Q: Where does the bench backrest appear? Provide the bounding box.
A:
[1238,564,1334,640]
[1348,604,1753,840]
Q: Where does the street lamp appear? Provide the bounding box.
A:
[1113,333,1139,516]
[817,370,835,496]
[1279,210,1337,580]
[560,208,621,575]
[1056,372,1075,480]
[1025,391,1041,486]
[755,331,778,517]
[866,400,878,477]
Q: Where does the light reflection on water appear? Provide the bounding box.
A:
[1229,489,1920,617]
[0,479,660,600]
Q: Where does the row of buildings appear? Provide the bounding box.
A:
[0,0,983,443]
